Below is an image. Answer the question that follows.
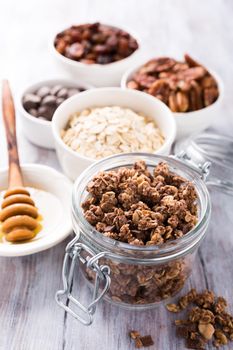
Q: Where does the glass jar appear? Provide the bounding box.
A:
[56,133,233,325]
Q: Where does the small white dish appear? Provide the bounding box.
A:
[0,164,73,257]
[121,59,224,138]
[18,79,93,149]
[52,87,176,181]
[50,24,142,87]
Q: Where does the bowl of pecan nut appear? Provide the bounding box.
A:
[121,54,223,138]
[51,22,141,87]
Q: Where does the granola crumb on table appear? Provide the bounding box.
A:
[129,330,154,348]
[166,289,233,349]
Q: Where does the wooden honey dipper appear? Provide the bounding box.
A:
[0,80,39,242]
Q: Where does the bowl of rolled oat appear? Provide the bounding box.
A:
[52,87,176,180]
[121,54,224,138]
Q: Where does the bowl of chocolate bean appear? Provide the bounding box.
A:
[18,79,92,149]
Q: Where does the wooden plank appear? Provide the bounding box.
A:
[0,0,233,349]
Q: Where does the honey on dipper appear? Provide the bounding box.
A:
[0,187,39,242]
[1,80,41,243]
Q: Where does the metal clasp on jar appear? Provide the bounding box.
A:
[55,232,111,325]
[173,151,211,181]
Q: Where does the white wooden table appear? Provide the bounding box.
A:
[0,1,233,349]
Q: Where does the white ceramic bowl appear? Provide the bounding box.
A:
[52,87,176,181]
[0,164,72,256]
[121,60,224,138]
[50,24,142,87]
[18,79,93,149]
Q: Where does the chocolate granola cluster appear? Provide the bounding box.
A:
[95,257,192,304]
[167,289,233,349]
[129,331,154,348]
[82,161,198,246]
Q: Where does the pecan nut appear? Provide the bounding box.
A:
[127,54,219,112]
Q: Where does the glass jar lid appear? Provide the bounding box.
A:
[174,132,233,194]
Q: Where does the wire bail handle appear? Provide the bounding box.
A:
[55,231,111,325]
[173,151,211,181]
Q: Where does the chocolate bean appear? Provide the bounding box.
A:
[68,88,80,97]
[41,95,57,107]
[50,85,63,96]
[37,106,50,118]
[23,84,86,122]
[23,94,41,110]
[57,88,68,98]
[38,105,56,121]
[36,86,51,98]
[28,108,38,117]
[56,97,65,106]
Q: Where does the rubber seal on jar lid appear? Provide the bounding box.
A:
[174,132,233,195]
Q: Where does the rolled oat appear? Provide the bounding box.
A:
[61,107,164,159]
